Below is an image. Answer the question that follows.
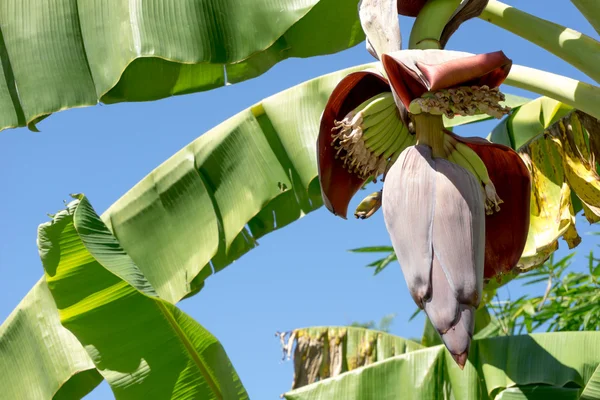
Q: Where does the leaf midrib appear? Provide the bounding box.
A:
[156,301,222,400]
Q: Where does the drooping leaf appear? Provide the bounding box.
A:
[519,134,581,271]
[0,279,102,400]
[41,195,247,399]
[0,0,364,132]
[0,63,376,396]
[509,105,600,271]
[100,64,381,304]
[284,330,600,400]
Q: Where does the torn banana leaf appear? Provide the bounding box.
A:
[283,329,600,400]
[40,195,248,399]
[489,97,600,271]
[279,326,422,390]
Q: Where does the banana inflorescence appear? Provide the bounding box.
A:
[332,92,415,180]
[443,133,503,215]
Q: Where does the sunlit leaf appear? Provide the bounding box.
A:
[40,195,247,399]
[0,279,102,400]
[284,330,600,399]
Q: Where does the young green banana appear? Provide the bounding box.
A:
[444,134,503,214]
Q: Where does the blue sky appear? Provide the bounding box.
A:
[0,1,597,399]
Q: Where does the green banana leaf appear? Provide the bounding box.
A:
[284,329,600,400]
[488,96,573,150]
[0,0,364,132]
[0,63,366,398]
[0,278,102,400]
[0,64,534,398]
[571,0,600,35]
[40,194,247,399]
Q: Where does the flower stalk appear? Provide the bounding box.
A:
[408,0,462,49]
[505,65,600,120]
[480,0,600,84]
[413,114,446,158]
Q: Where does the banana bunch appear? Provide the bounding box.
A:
[332,92,415,180]
[443,133,503,215]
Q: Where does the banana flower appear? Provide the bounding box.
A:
[317,50,531,367]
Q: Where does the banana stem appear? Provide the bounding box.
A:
[414,114,446,158]
[570,0,600,35]
[505,65,600,120]
[480,0,600,84]
[408,0,461,49]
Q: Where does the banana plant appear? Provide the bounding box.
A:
[570,0,600,35]
[314,0,600,367]
[0,62,524,399]
[2,0,600,398]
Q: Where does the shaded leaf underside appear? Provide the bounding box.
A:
[0,0,364,132]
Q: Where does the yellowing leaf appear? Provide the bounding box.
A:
[280,327,422,390]
[515,109,600,271]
